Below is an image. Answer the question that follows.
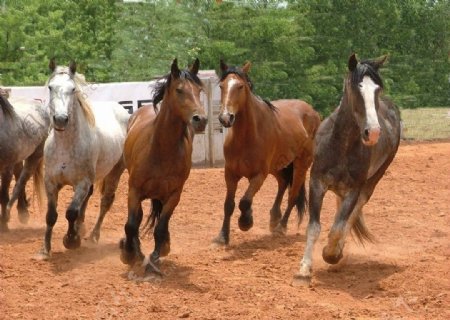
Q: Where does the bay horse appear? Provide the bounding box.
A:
[120,58,207,275]
[295,54,401,284]
[213,60,320,245]
[37,60,129,259]
[0,88,49,231]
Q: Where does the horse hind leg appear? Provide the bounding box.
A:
[269,172,289,232]
[0,168,14,231]
[13,162,30,222]
[88,159,125,243]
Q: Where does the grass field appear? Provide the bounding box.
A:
[400,107,450,140]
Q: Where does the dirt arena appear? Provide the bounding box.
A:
[1,141,449,319]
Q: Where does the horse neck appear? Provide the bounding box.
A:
[333,91,360,142]
[233,91,265,138]
[152,101,191,152]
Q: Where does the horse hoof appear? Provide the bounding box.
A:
[119,238,144,265]
[292,273,312,287]
[238,213,253,231]
[322,246,343,265]
[63,234,81,250]
[271,223,287,235]
[160,240,171,257]
[212,233,229,246]
[145,259,163,277]
[33,251,50,261]
[18,212,30,224]
[87,232,100,244]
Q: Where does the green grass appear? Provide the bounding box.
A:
[400,107,450,141]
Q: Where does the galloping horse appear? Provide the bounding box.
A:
[37,60,129,259]
[0,88,49,231]
[296,54,401,284]
[120,58,207,275]
[213,61,320,245]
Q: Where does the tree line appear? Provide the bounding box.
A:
[0,0,448,114]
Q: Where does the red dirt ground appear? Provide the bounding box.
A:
[1,141,449,319]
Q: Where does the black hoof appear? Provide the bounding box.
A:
[238,211,253,231]
[119,238,144,265]
[212,232,229,246]
[160,240,171,257]
[63,233,81,249]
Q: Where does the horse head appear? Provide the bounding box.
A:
[218,60,253,128]
[154,58,207,133]
[346,53,387,146]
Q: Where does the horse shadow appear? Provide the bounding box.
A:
[314,257,404,299]
[47,241,118,274]
[221,232,305,262]
[122,259,206,293]
[0,226,45,243]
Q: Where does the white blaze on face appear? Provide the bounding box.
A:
[359,76,380,129]
[222,78,239,114]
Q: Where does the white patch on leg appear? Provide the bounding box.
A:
[298,222,321,277]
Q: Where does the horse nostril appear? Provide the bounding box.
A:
[192,115,201,122]
[364,128,370,137]
[229,113,235,123]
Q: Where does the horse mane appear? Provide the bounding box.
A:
[220,67,277,112]
[152,69,203,113]
[0,89,16,119]
[48,66,95,127]
[349,59,384,89]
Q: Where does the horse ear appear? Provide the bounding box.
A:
[348,53,358,71]
[220,59,228,73]
[69,61,77,74]
[242,61,251,74]
[171,58,180,79]
[190,58,200,75]
[373,55,388,69]
[49,58,56,72]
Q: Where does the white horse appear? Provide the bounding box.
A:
[37,60,129,259]
[0,88,49,231]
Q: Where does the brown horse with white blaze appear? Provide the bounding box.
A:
[213,60,321,246]
[120,58,207,275]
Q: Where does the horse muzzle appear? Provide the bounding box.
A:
[362,126,381,146]
[53,114,69,131]
[191,114,208,133]
[218,112,235,128]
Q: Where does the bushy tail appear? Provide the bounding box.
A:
[141,199,162,237]
[296,183,307,226]
[351,214,375,245]
[33,158,45,209]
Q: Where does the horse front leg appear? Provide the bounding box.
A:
[146,194,180,276]
[120,187,144,266]
[36,181,61,259]
[238,173,266,232]
[63,180,92,249]
[295,177,326,285]
[213,168,239,245]
[322,189,360,265]
[0,168,13,231]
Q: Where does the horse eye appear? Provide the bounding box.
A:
[238,84,244,90]
[48,86,53,92]
[176,88,183,94]
[219,84,223,89]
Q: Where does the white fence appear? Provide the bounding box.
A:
[8,70,226,167]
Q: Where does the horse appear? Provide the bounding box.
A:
[36,60,129,259]
[213,60,321,246]
[119,58,207,275]
[0,88,49,231]
[295,53,401,284]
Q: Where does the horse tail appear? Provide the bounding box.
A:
[141,199,162,237]
[33,157,45,209]
[351,214,375,244]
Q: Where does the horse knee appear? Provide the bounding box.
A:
[46,210,58,227]
[238,199,252,213]
[66,208,78,222]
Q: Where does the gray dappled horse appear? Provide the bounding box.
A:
[36,60,129,259]
[296,54,401,284]
[0,88,49,231]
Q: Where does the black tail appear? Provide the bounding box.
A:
[281,163,307,225]
[141,199,163,237]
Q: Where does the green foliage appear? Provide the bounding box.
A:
[0,0,448,115]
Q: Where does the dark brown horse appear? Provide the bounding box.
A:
[120,58,207,275]
[295,54,401,284]
[213,61,320,245]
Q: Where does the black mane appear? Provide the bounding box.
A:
[350,60,384,89]
[0,94,16,119]
[152,69,202,112]
[220,67,277,112]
